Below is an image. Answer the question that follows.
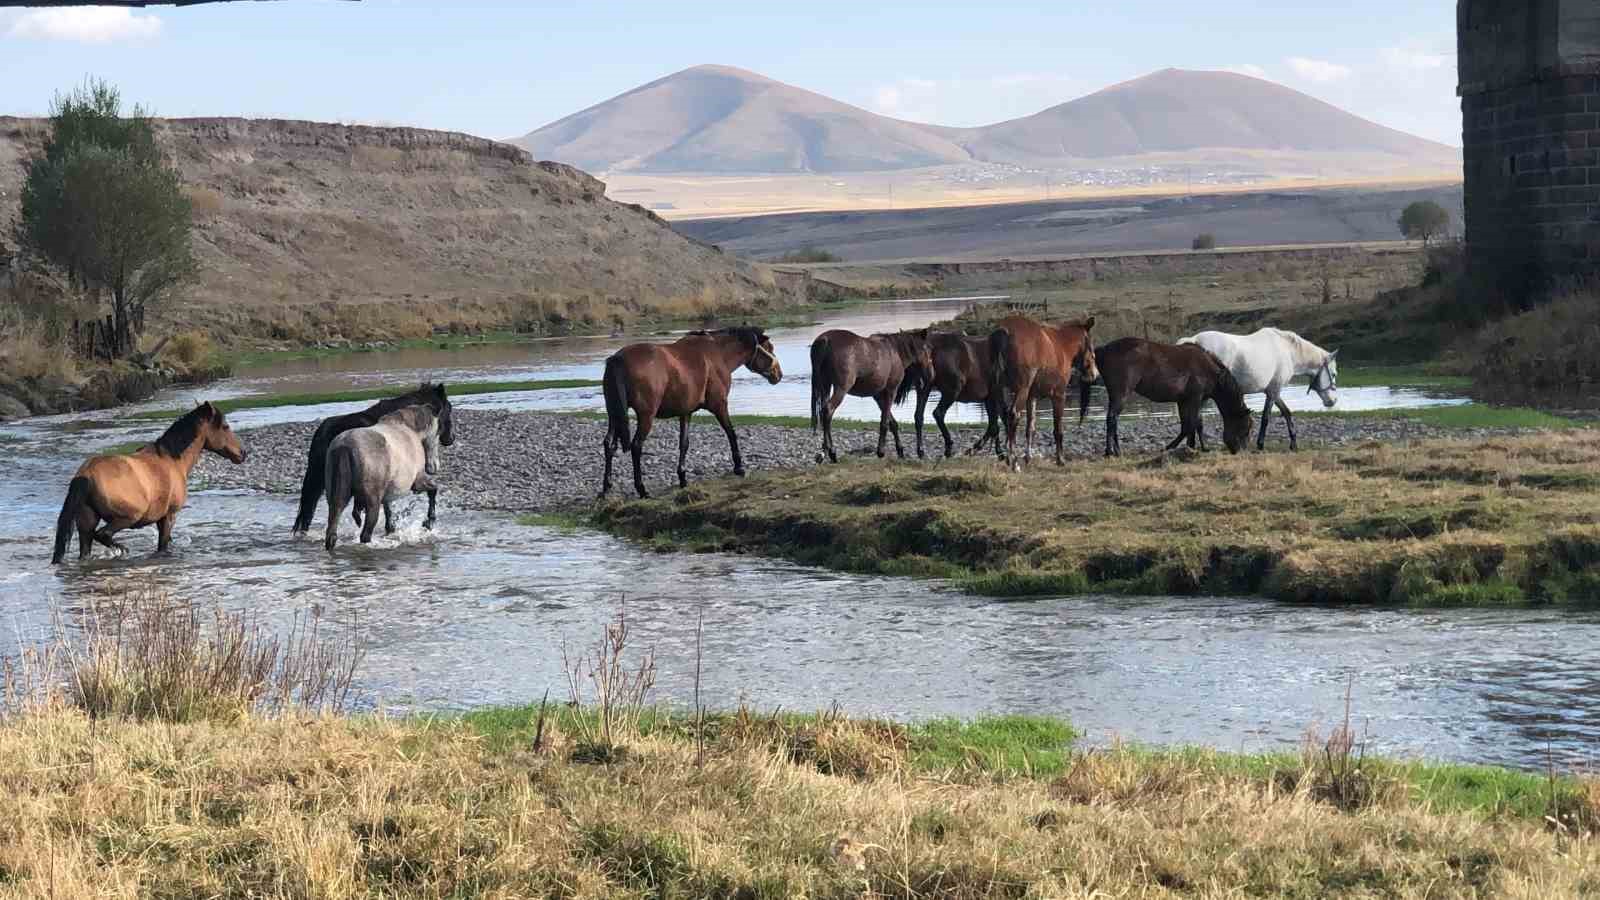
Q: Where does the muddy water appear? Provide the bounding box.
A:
[8,299,1592,771]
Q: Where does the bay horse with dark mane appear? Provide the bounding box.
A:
[601,326,782,498]
[292,382,453,535]
[52,402,247,563]
[810,328,932,463]
[1080,337,1254,457]
[987,315,1098,468]
[913,331,1006,460]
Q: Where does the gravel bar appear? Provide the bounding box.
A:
[193,408,1533,514]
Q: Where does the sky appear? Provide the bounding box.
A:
[0,1,1462,146]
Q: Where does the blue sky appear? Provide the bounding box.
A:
[0,1,1461,145]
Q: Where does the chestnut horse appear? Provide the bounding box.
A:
[809,328,932,463]
[51,402,247,563]
[292,383,453,535]
[601,327,782,498]
[1080,337,1254,457]
[987,315,1099,468]
[913,331,1006,460]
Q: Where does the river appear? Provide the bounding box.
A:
[6,297,1595,771]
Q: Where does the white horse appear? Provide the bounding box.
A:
[1179,328,1338,451]
[323,406,441,551]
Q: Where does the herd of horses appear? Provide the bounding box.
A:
[48,319,1338,561]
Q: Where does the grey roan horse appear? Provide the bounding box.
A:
[323,406,441,551]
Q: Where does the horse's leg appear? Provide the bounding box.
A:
[92,523,130,556]
[410,474,439,529]
[887,397,906,459]
[1196,407,1210,452]
[935,394,959,458]
[1106,391,1124,457]
[383,499,397,536]
[914,385,929,460]
[1256,393,1273,451]
[631,412,656,499]
[156,512,176,555]
[1275,395,1299,451]
[601,425,618,497]
[76,504,98,560]
[708,400,745,477]
[1167,401,1196,451]
[677,414,691,489]
[1051,391,1066,465]
[359,494,379,544]
[823,386,847,463]
[1022,392,1038,467]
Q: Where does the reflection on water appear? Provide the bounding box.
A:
[4,449,1600,770]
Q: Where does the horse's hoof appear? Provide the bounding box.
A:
[423,519,435,531]
[733,467,746,478]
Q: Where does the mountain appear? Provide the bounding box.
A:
[515,64,971,174]
[514,66,1459,176]
[953,68,1456,165]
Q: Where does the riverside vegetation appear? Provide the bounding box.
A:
[2,590,1598,899]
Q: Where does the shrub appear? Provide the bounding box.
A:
[1191,233,1217,251]
[774,247,841,264]
[1399,200,1451,246]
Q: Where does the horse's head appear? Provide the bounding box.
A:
[1212,363,1254,454]
[743,328,783,385]
[197,402,247,464]
[1308,350,1339,408]
[1074,317,1100,384]
[429,382,455,446]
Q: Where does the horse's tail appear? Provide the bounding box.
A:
[52,476,91,564]
[602,355,632,450]
[293,420,336,534]
[324,444,354,552]
[810,336,835,433]
[987,328,1012,420]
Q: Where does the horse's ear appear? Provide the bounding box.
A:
[1083,316,1096,330]
[1329,349,1339,359]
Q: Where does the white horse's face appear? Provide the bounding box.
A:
[1310,352,1339,408]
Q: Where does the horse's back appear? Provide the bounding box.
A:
[1187,329,1283,392]
[76,451,174,522]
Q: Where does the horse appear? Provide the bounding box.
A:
[323,406,441,551]
[292,382,453,535]
[1081,337,1254,457]
[987,315,1099,469]
[1180,328,1338,451]
[913,331,1007,460]
[810,328,933,463]
[600,326,782,499]
[51,401,247,563]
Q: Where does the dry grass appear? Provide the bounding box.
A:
[598,430,1600,603]
[0,706,1594,898]
[0,312,77,382]
[1471,279,1600,389]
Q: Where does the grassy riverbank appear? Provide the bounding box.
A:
[597,428,1600,604]
[1,703,1595,898]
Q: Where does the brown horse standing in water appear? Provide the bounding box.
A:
[988,315,1099,468]
[913,331,1007,460]
[810,328,932,463]
[601,326,782,499]
[52,402,247,563]
[1080,337,1254,457]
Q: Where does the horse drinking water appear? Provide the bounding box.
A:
[51,401,247,563]
[988,315,1098,468]
[810,328,932,463]
[913,331,1008,460]
[1081,337,1253,457]
[292,383,453,534]
[323,406,441,551]
[600,327,783,499]
[1180,328,1337,451]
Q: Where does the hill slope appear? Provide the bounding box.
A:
[516,64,971,174]
[515,66,1459,177]
[0,116,796,344]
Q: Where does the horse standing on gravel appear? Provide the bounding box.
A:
[913,331,1007,460]
[600,326,783,499]
[323,406,441,552]
[1180,328,1337,451]
[810,328,933,463]
[1082,337,1254,457]
[988,315,1098,469]
[292,383,454,535]
[52,402,247,563]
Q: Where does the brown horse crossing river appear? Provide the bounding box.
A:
[51,402,247,563]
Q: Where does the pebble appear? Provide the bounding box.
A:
[193,408,1531,514]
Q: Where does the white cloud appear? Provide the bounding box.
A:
[1222,64,1268,79]
[6,7,162,43]
[1286,56,1351,83]
[1380,46,1449,71]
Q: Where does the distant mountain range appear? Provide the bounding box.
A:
[513,65,1460,176]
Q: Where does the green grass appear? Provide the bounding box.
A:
[1308,403,1584,430]
[1335,364,1471,389]
[908,715,1077,776]
[131,378,601,420]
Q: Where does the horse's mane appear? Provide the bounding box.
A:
[380,404,437,433]
[1203,350,1252,418]
[873,330,930,403]
[154,405,221,457]
[365,382,446,418]
[686,326,767,347]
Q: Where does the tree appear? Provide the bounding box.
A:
[16,79,193,358]
[1192,233,1217,250]
[1398,201,1451,246]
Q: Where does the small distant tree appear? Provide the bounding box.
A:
[1398,201,1450,246]
[1192,233,1217,251]
[16,79,193,358]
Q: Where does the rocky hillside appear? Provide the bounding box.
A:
[0,117,797,345]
